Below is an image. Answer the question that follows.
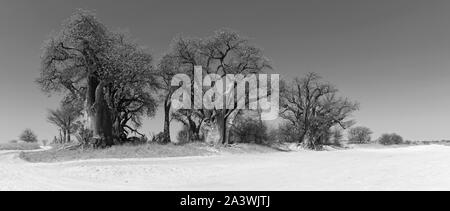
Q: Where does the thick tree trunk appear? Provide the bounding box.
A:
[66,130,71,143]
[85,74,98,131]
[162,97,171,144]
[192,125,201,141]
[299,130,307,144]
[58,130,63,144]
[188,120,199,142]
[113,117,124,144]
[83,72,114,148]
[63,130,67,144]
[214,112,227,145]
[302,129,320,150]
[92,82,113,148]
[302,138,315,149]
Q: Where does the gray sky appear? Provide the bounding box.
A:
[1,0,450,142]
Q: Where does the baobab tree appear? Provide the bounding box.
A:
[155,53,187,143]
[158,38,207,143]
[280,73,359,149]
[164,30,272,145]
[37,10,157,147]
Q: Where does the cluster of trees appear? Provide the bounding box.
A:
[38,10,273,148]
[38,10,406,150]
[346,126,404,145]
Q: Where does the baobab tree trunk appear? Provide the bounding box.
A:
[113,116,125,144]
[93,82,113,147]
[188,118,201,142]
[302,137,315,149]
[299,131,307,144]
[58,129,63,144]
[62,130,67,144]
[162,96,171,144]
[214,112,227,145]
[85,74,98,132]
[84,75,113,148]
[66,129,71,143]
[215,110,238,145]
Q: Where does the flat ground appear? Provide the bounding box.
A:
[1,145,449,191]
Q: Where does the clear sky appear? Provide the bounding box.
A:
[1,0,450,142]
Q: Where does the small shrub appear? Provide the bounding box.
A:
[267,128,280,143]
[150,132,171,144]
[175,126,203,144]
[75,128,93,146]
[378,133,404,145]
[176,127,190,144]
[127,136,148,145]
[277,122,302,143]
[348,127,373,144]
[19,129,38,143]
[41,139,49,146]
[230,117,268,144]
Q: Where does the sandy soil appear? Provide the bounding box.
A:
[1,145,450,191]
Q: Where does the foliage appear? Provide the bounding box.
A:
[378,133,404,145]
[348,127,373,144]
[75,127,94,146]
[230,114,268,144]
[275,122,303,143]
[19,129,38,143]
[176,127,191,144]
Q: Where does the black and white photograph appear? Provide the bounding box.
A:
[1,0,450,196]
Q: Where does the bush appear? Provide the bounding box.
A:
[348,127,373,144]
[75,128,93,146]
[176,127,190,144]
[0,142,41,151]
[277,122,302,143]
[126,136,148,145]
[41,139,49,146]
[19,129,38,143]
[230,117,268,144]
[378,133,404,145]
[175,126,203,144]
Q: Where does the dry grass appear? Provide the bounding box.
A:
[20,142,280,163]
[0,142,41,151]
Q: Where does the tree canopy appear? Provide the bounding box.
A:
[37,10,158,147]
[280,73,359,149]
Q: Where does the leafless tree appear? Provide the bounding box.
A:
[280,73,359,149]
